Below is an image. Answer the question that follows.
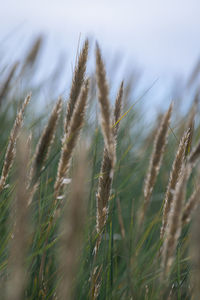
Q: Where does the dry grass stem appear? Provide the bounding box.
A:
[161,165,191,278]
[64,39,89,134]
[95,81,123,238]
[29,97,62,185]
[6,134,30,300]
[160,129,191,238]
[54,79,89,199]
[182,175,200,225]
[96,148,113,235]
[58,147,88,300]
[91,81,123,299]
[141,103,173,223]
[0,93,31,192]
[188,139,200,166]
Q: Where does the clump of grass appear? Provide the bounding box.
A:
[1,37,200,300]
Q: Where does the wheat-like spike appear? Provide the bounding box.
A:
[113,81,124,137]
[64,39,89,134]
[26,132,32,163]
[183,100,196,158]
[182,182,200,225]
[161,165,191,278]
[96,148,113,234]
[29,97,62,185]
[96,43,115,164]
[58,146,88,300]
[96,81,123,238]
[23,36,43,69]
[91,82,123,298]
[6,134,30,300]
[160,129,191,238]
[188,139,200,166]
[0,62,18,105]
[54,79,89,199]
[140,103,173,223]
[0,94,31,192]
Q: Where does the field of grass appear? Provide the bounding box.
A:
[0,37,200,300]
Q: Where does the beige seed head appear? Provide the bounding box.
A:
[29,97,62,186]
[140,103,173,223]
[0,93,31,193]
[54,79,89,199]
[64,39,89,134]
[161,128,191,238]
[95,43,116,166]
[161,165,191,278]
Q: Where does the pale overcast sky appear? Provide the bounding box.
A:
[1,0,200,87]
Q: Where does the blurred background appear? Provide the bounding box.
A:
[1,0,200,116]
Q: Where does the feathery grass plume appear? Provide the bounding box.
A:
[0,93,31,192]
[113,81,124,137]
[29,97,62,185]
[182,172,200,225]
[188,139,200,166]
[160,129,191,238]
[0,62,18,105]
[22,35,43,72]
[161,165,191,278]
[92,148,115,299]
[90,82,123,299]
[26,132,32,163]
[38,82,89,282]
[96,43,115,164]
[90,83,123,299]
[190,203,200,300]
[58,146,88,300]
[96,148,113,235]
[140,103,173,223]
[64,39,89,134]
[96,81,123,238]
[184,100,196,157]
[5,134,30,300]
[54,79,89,199]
